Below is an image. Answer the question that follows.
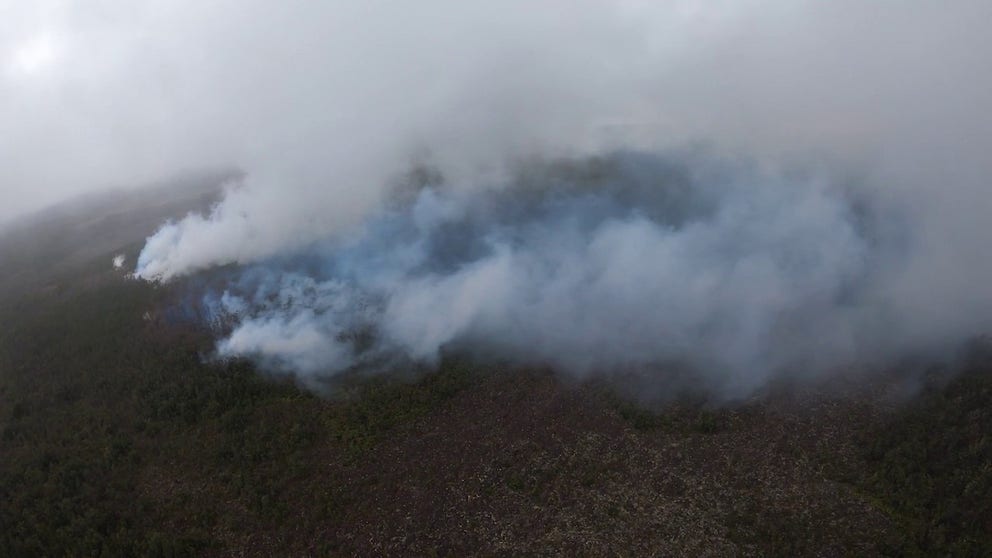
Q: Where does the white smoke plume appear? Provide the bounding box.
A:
[162,148,982,400]
[192,152,879,396]
[6,0,977,396]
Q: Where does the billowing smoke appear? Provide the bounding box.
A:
[137,150,983,399]
[56,1,984,397]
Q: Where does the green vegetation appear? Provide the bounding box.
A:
[862,363,992,556]
[607,365,992,556]
[1,192,990,555]
[0,275,473,556]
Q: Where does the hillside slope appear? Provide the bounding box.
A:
[0,188,989,556]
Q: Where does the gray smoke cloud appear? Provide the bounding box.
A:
[4,2,991,396]
[197,152,887,398]
[183,147,986,400]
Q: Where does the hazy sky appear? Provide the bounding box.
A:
[3,1,989,225]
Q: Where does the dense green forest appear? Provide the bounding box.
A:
[0,189,989,556]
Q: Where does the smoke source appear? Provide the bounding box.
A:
[114,1,992,398]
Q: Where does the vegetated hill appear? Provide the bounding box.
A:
[0,189,989,557]
[0,169,235,299]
